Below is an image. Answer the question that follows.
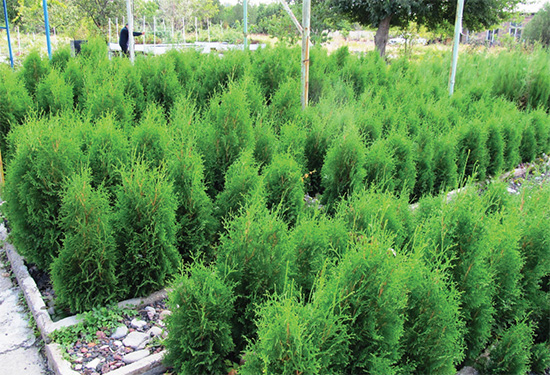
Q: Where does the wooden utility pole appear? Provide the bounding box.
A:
[243,0,248,50]
[449,0,465,96]
[279,0,311,108]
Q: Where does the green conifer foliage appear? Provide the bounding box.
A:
[269,78,302,127]
[387,131,417,195]
[501,116,521,171]
[167,140,215,262]
[36,69,73,115]
[263,153,305,226]
[165,263,235,375]
[412,129,435,201]
[0,65,32,159]
[19,50,49,97]
[114,162,180,297]
[86,116,130,199]
[51,171,118,313]
[515,184,550,345]
[321,126,367,211]
[241,283,350,375]
[485,120,504,177]
[456,120,488,181]
[418,191,495,362]
[3,117,83,269]
[520,120,538,163]
[328,232,409,374]
[364,138,396,192]
[63,58,85,107]
[400,246,465,374]
[215,150,262,224]
[253,119,278,171]
[216,194,293,351]
[336,189,414,251]
[130,103,171,170]
[202,83,254,195]
[432,134,458,194]
[50,46,71,72]
[484,321,534,374]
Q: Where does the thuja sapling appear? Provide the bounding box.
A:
[484,120,505,178]
[263,152,305,226]
[165,262,235,375]
[130,102,171,171]
[201,82,254,195]
[321,125,367,211]
[35,68,73,116]
[253,119,278,171]
[215,150,262,225]
[113,161,180,298]
[216,192,294,352]
[51,171,118,313]
[85,115,129,200]
[328,230,409,374]
[456,120,488,182]
[19,50,49,98]
[364,138,396,193]
[3,116,83,269]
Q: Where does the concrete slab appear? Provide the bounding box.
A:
[0,249,49,375]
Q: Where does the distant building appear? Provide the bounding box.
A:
[464,1,546,44]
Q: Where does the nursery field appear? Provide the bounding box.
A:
[0,40,549,374]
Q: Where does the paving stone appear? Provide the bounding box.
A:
[111,325,129,339]
[123,331,149,349]
[123,349,150,364]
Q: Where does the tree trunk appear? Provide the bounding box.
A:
[375,15,392,57]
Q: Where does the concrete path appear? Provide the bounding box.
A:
[0,250,49,375]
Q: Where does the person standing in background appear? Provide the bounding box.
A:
[119,24,143,55]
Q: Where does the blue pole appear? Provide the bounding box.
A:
[2,0,14,68]
[42,0,52,59]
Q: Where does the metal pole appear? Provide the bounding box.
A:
[126,0,134,62]
[109,18,111,44]
[42,0,52,59]
[182,17,186,43]
[301,0,310,108]
[154,16,156,48]
[207,18,210,42]
[243,0,248,50]
[17,26,20,55]
[195,17,198,42]
[143,16,145,47]
[449,0,465,96]
[2,0,14,68]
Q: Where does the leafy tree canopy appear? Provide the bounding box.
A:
[523,2,550,46]
[330,0,522,55]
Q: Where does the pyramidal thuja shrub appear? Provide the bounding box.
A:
[241,282,350,375]
[51,171,118,313]
[321,126,367,211]
[328,231,409,374]
[456,120,488,182]
[19,49,49,97]
[483,320,534,375]
[36,68,74,116]
[114,161,180,297]
[117,57,146,121]
[528,108,550,156]
[278,121,307,170]
[85,115,130,199]
[412,128,435,201]
[484,119,505,177]
[263,153,305,226]
[364,137,396,192]
[386,131,417,195]
[253,119,278,170]
[432,134,458,194]
[500,115,521,171]
[215,150,262,225]
[336,189,414,251]
[130,103,171,170]
[167,140,215,262]
[165,262,235,375]
[63,58,85,108]
[289,213,347,299]
[400,244,465,375]
[216,192,294,351]
[50,45,71,72]
[268,78,302,127]
[418,190,496,362]
[140,54,182,113]
[4,116,83,269]
[0,65,32,159]
[201,82,254,195]
[520,118,538,163]
[83,62,135,126]
[515,184,550,345]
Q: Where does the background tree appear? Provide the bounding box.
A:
[331,0,521,56]
[72,0,125,30]
[523,2,550,46]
